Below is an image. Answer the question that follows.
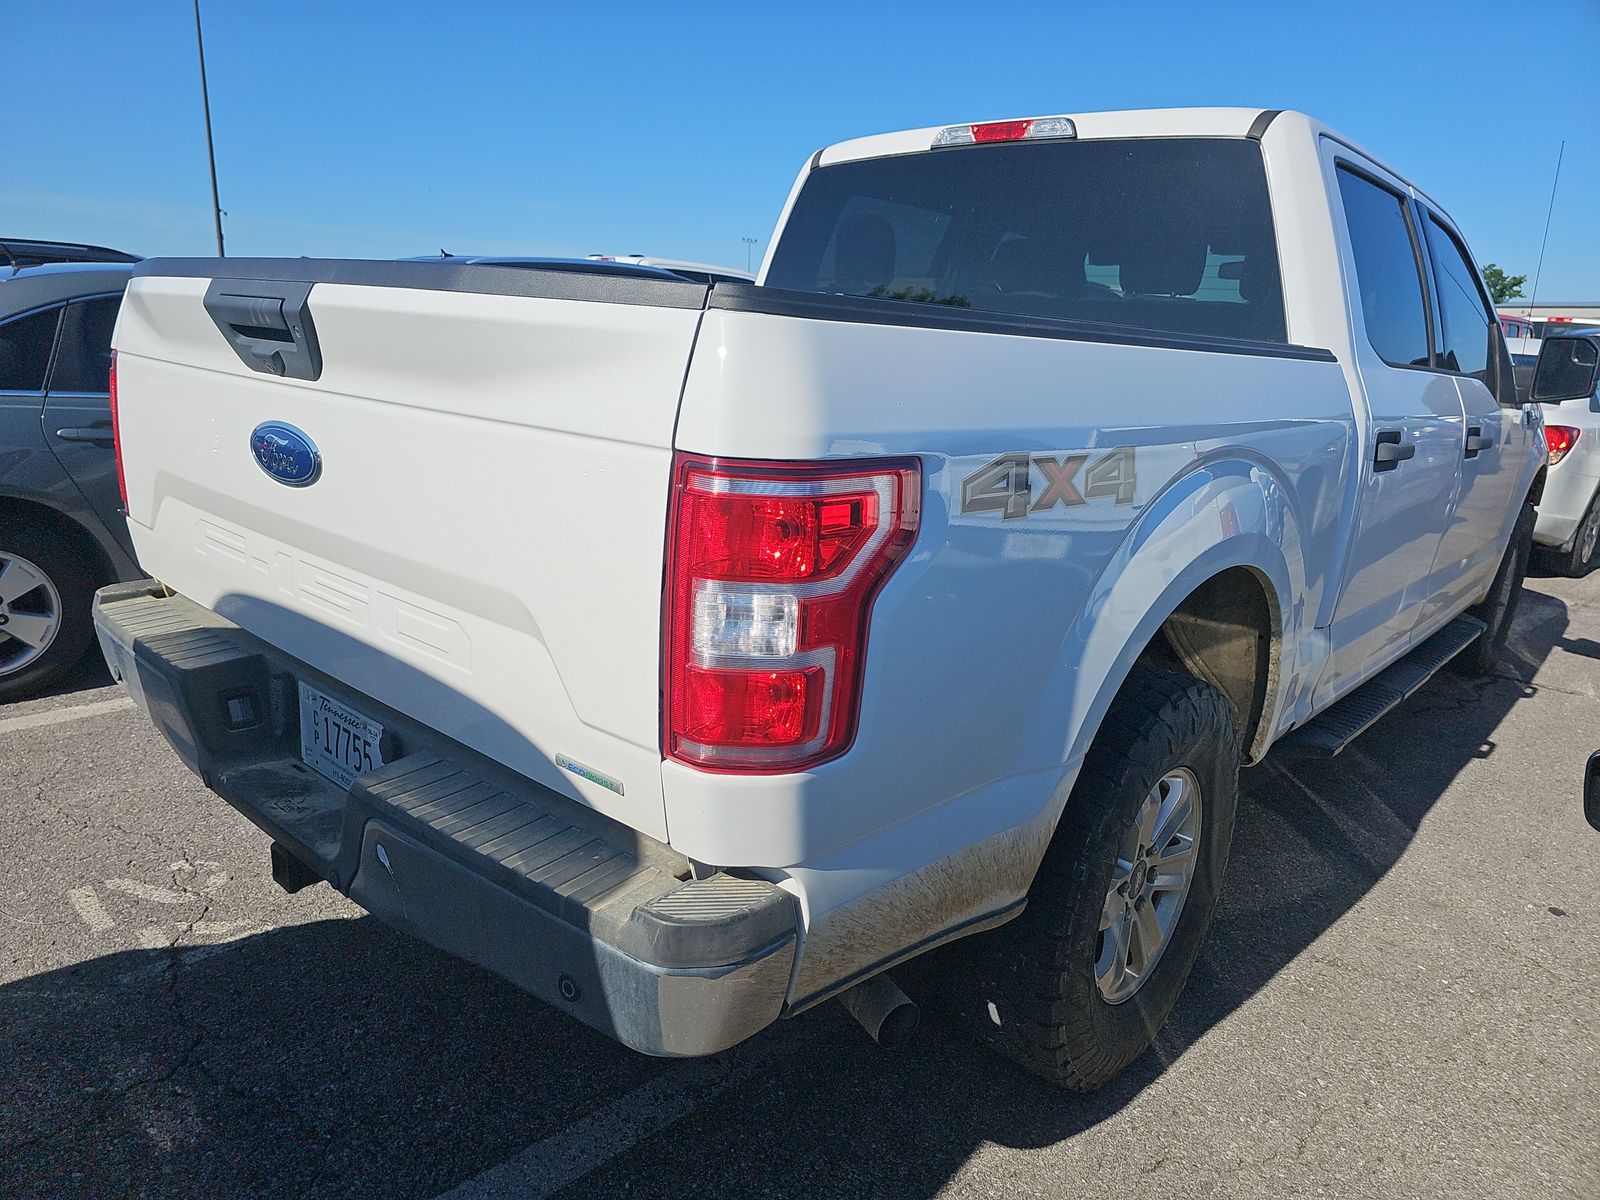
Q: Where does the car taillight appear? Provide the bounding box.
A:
[109,350,127,508]
[664,453,920,772]
[1547,424,1580,466]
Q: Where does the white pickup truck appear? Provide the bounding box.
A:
[96,108,1543,1090]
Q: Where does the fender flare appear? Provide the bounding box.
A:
[1025,453,1308,773]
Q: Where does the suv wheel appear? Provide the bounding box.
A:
[0,523,97,702]
[1545,492,1600,579]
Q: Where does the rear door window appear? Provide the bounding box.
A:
[1421,213,1497,387]
[47,295,121,393]
[766,137,1288,343]
[1334,167,1431,369]
[0,305,63,392]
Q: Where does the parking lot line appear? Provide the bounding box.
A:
[0,695,132,734]
[432,1034,797,1200]
[104,877,194,905]
[66,886,114,933]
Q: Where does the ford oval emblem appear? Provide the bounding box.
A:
[249,422,321,487]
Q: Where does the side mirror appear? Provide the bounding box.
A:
[1532,337,1600,404]
[1586,750,1600,833]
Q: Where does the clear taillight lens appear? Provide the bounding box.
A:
[664,454,920,772]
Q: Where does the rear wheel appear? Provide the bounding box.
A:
[1543,491,1600,579]
[1458,502,1534,676]
[953,666,1238,1090]
[0,523,97,702]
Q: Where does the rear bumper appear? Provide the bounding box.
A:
[1534,459,1600,549]
[92,581,797,1057]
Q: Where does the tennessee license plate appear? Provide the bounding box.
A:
[298,681,385,789]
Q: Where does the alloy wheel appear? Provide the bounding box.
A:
[0,552,64,677]
[1095,767,1203,1004]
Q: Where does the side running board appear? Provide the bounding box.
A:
[1278,616,1487,757]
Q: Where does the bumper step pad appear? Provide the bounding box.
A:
[93,582,798,1055]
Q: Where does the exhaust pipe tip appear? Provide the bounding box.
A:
[839,973,919,1047]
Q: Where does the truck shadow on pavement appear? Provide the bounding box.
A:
[0,589,1572,1200]
[20,650,113,702]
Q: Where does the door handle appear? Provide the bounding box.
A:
[54,422,114,445]
[1373,429,1415,472]
[1464,427,1493,458]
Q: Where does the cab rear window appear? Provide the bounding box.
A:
[765,137,1287,344]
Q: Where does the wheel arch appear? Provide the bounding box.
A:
[1138,564,1281,763]
[1528,463,1548,508]
[1034,456,1302,775]
[0,493,120,586]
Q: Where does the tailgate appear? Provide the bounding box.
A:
[112,259,708,838]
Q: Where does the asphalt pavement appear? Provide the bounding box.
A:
[2,571,1597,1199]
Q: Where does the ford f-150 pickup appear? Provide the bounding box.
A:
[95,108,1543,1089]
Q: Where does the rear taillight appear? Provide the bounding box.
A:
[664,454,920,772]
[109,350,127,508]
[1547,424,1580,466]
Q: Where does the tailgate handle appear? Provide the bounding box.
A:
[203,279,323,381]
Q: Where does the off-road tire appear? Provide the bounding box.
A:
[956,665,1238,1090]
[1457,502,1534,676]
[0,521,97,702]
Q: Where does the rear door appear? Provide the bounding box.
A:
[42,293,128,549]
[1413,206,1534,627]
[0,301,61,406]
[1319,154,1465,701]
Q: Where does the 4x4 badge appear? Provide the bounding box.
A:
[961,448,1137,519]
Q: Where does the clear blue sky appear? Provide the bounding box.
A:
[7,0,1598,296]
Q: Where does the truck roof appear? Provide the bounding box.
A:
[814,107,1421,204]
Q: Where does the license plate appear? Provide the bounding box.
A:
[298,681,385,789]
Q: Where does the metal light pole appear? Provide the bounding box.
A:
[742,236,757,273]
[194,0,225,256]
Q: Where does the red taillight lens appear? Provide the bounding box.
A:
[932,116,1077,148]
[679,666,824,747]
[664,454,920,772]
[971,119,1033,143]
[1547,424,1580,466]
[109,350,127,508]
[681,489,878,582]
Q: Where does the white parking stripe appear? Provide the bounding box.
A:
[0,696,133,735]
[104,878,193,906]
[113,933,264,985]
[433,1034,798,1200]
[190,920,248,938]
[67,887,114,933]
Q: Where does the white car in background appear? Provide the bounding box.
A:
[585,254,754,285]
[405,253,753,287]
[1508,334,1541,404]
[1531,330,1600,575]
